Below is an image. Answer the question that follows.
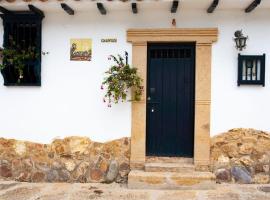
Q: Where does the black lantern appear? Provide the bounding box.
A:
[234,30,248,51]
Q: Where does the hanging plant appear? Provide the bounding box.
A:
[0,37,39,83]
[101,52,143,107]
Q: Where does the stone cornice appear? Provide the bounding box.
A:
[127,28,218,44]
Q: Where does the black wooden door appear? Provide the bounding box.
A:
[146,43,195,157]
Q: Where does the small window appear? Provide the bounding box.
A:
[238,54,265,86]
[149,48,192,59]
[0,12,43,86]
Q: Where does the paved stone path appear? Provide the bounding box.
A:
[0,181,270,200]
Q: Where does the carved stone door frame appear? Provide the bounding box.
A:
[127,28,218,171]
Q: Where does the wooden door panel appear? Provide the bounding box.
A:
[146,43,195,157]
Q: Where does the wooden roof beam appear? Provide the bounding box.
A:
[0,6,13,15]
[97,3,106,15]
[245,0,261,13]
[171,0,179,13]
[132,3,138,14]
[207,0,219,13]
[61,3,75,15]
[28,4,44,18]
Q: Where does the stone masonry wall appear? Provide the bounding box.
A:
[1,128,270,184]
[0,137,130,183]
[211,128,270,184]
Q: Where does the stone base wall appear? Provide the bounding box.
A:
[211,128,270,184]
[0,137,130,183]
[1,128,270,184]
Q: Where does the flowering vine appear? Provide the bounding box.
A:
[101,52,143,107]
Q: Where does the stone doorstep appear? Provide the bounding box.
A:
[128,170,216,190]
[146,156,193,164]
[145,162,195,173]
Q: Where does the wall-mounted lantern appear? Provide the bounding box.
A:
[234,30,248,51]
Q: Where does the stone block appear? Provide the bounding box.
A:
[128,170,216,190]
[215,168,231,183]
[231,166,252,184]
[253,173,270,184]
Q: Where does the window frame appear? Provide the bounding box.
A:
[0,11,43,86]
[237,54,266,87]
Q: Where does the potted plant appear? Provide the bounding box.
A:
[101,52,143,107]
[0,37,39,84]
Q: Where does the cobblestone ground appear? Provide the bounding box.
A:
[0,181,270,200]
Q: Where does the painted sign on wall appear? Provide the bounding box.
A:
[70,39,92,61]
[101,38,117,43]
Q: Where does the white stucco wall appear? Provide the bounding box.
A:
[0,1,270,143]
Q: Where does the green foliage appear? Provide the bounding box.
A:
[102,53,143,107]
[0,37,38,83]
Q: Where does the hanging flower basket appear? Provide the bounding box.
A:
[101,52,143,107]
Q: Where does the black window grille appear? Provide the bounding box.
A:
[0,12,43,86]
[238,54,265,86]
[150,48,192,59]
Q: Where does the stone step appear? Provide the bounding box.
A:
[128,170,216,190]
[145,162,195,172]
[146,156,193,164]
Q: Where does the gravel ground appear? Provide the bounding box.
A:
[0,181,270,200]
